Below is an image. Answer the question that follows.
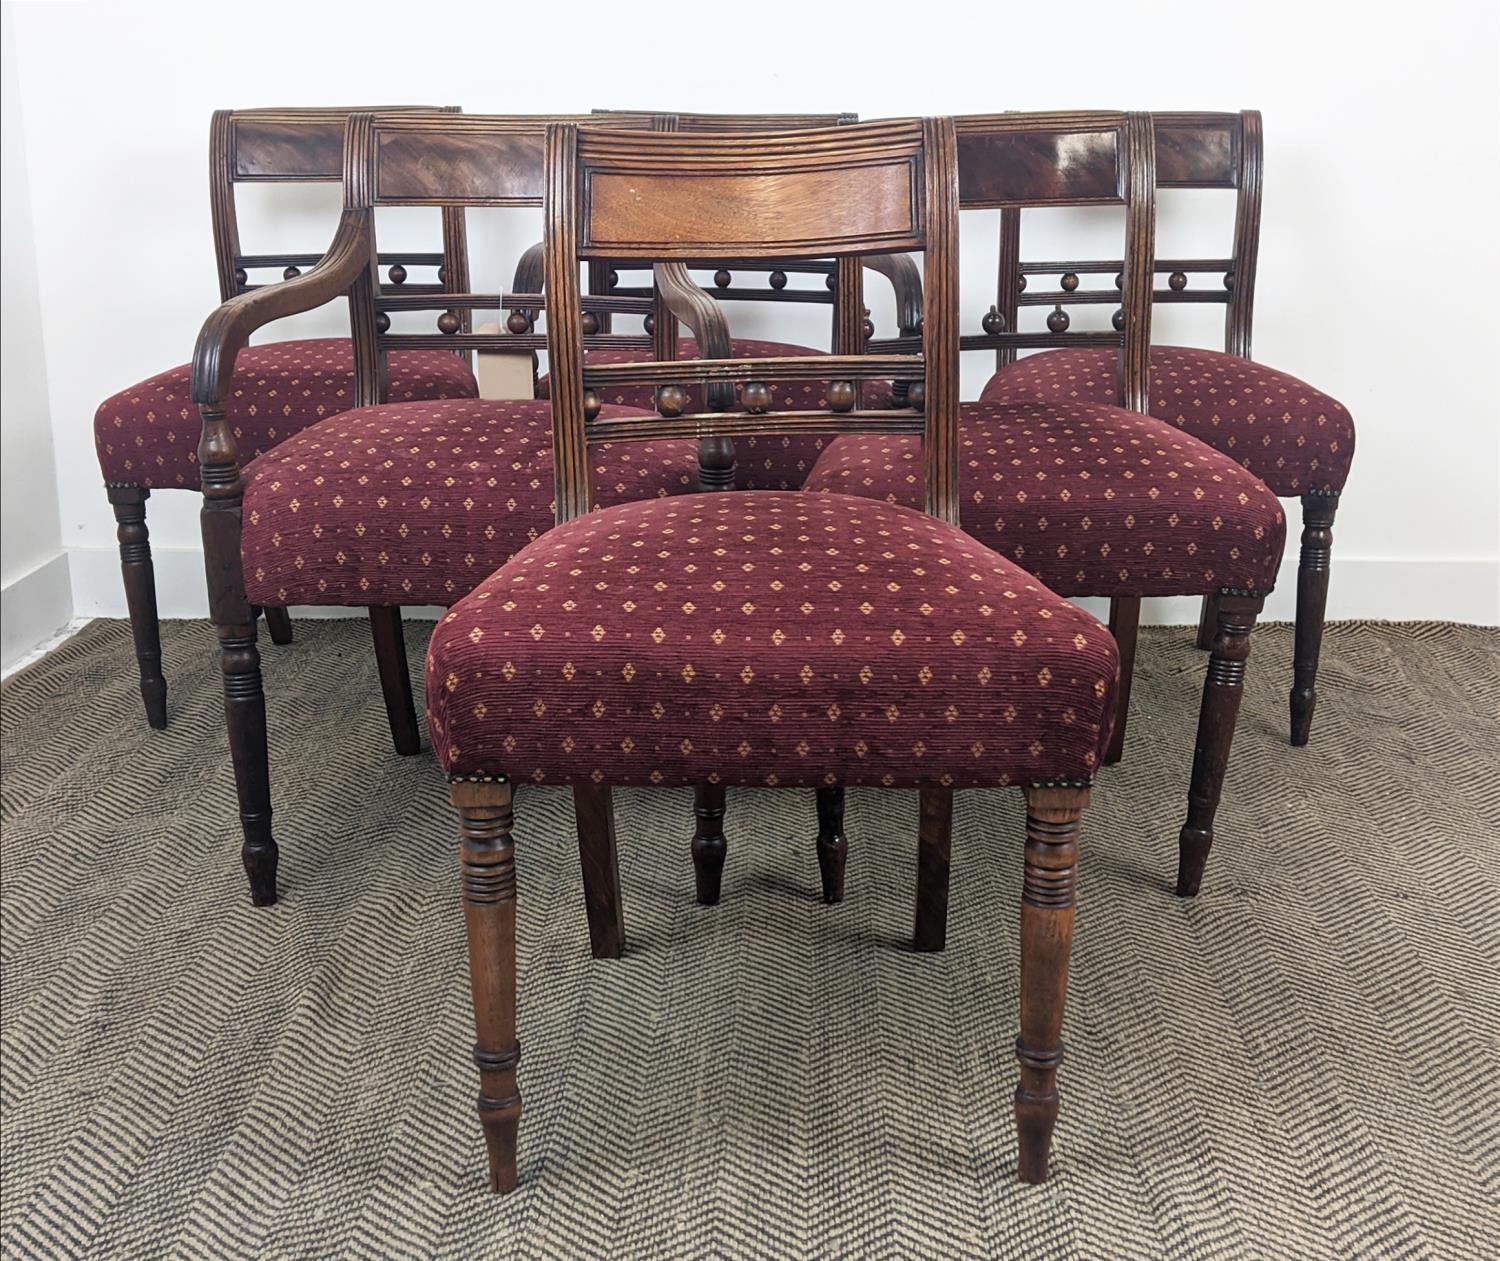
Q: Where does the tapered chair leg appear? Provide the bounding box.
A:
[452,779,522,1194]
[574,785,624,959]
[815,785,848,904]
[200,405,277,906]
[1104,596,1140,765]
[1194,591,1220,651]
[1015,785,1086,1184]
[264,606,294,645]
[107,484,167,729]
[691,783,727,905]
[914,785,952,952]
[1291,492,1339,747]
[368,606,421,756]
[1176,593,1263,897]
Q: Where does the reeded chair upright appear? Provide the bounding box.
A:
[428,114,1121,1191]
[190,112,727,907]
[531,109,923,492]
[978,111,1354,745]
[803,113,1288,897]
[94,107,479,728]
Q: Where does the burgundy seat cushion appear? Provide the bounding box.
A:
[95,338,478,489]
[242,398,699,608]
[803,400,1286,598]
[427,491,1119,788]
[539,337,833,490]
[979,345,1354,497]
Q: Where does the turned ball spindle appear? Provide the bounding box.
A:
[375,311,391,334]
[862,310,875,340]
[583,389,602,421]
[581,311,600,336]
[608,268,619,288]
[742,382,772,414]
[1112,307,1126,331]
[389,263,408,285]
[908,381,926,412]
[234,267,248,288]
[714,269,732,288]
[1169,271,1188,291]
[506,311,531,335]
[827,381,857,413]
[437,265,447,284]
[437,311,461,335]
[1017,274,1028,292]
[283,265,301,280]
[982,305,1006,335]
[1061,272,1080,292]
[1114,272,1125,290]
[656,385,688,417]
[1224,271,1235,291]
[1047,306,1070,334]
[825,273,836,291]
[643,313,655,335]
[769,270,788,290]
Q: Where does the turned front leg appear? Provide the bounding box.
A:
[692,783,727,905]
[815,785,848,904]
[108,484,167,729]
[1177,593,1263,896]
[452,780,522,1193]
[200,403,277,906]
[1291,492,1339,747]
[1015,785,1087,1184]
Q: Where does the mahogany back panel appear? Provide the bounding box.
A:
[209,106,470,307]
[990,110,1260,364]
[544,119,961,524]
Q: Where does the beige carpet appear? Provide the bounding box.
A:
[2,618,1497,1260]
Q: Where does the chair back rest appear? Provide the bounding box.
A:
[950,112,1157,411]
[544,118,961,524]
[341,112,661,404]
[210,106,468,307]
[985,110,1259,367]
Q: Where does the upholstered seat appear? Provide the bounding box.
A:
[95,337,477,489]
[540,337,833,489]
[428,490,1119,788]
[242,398,698,608]
[979,345,1354,497]
[803,400,1286,597]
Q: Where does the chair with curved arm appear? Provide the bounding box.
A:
[94,106,478,729]
[191,112,727,907]
[977,112,1353,746]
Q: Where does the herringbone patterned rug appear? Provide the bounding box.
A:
[2,619,1497,1260]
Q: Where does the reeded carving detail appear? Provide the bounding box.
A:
[459,800,517,906]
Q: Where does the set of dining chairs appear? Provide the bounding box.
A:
[92,105,1355,1192]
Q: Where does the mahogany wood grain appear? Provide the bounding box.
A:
[107,485,167,729]
[1016,785,1087,1183]
[573,785,625,960]
[452,779,522,1193]
[1177,594,1263,896]
[368,606,420,756]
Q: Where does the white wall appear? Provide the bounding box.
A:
[5,0,1498,631]
[1,1,71,669]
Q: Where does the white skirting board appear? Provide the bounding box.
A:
[1,551,75,673]
[64,544,1500,628]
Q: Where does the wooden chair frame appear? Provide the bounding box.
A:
[190,111,726,908]
[446,115,1093,1191]
[107,105,467,729]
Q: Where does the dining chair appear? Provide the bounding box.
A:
[532,110,924,492]
[190,112,725,906]
[428,114,1120,1190]
[801,113,1288,898]
[977,112,1353,745]
[93,106,478,728]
